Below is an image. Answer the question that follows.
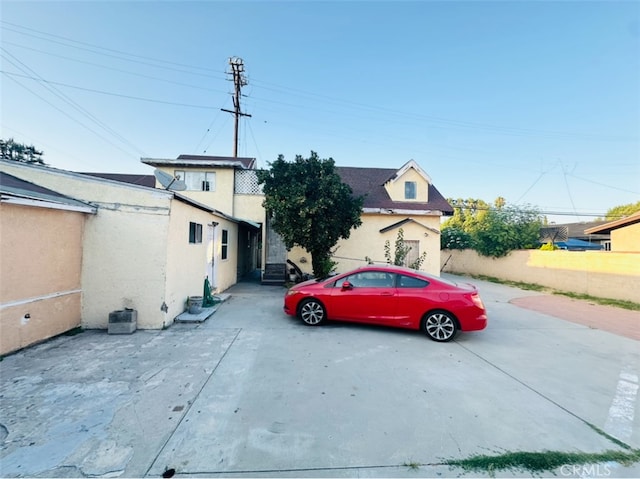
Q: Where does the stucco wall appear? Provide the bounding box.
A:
[440,249,640,303]
[0,203,86,355]
[611,222,640,252]
[81,202,172,329]
[157,166,236,216]
[164,200,238,322]
[0,162,209,330]
[287,214,443,276]
[233,194,265,223]
[383,168,429,202]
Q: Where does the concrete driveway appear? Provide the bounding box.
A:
[1,275,638,478]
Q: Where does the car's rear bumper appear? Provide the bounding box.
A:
[464,314,487,331]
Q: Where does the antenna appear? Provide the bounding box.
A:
[154,169,187,191]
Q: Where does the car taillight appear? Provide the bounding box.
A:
[471,293,485,309]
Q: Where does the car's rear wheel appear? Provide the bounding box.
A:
[298,299,326,326]
[422,310,458,342]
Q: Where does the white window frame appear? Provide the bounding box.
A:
[404,181,417,200]
[175,170,216,191]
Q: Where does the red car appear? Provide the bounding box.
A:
[284,265,487,342]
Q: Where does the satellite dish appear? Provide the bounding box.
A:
[154,169,186,191]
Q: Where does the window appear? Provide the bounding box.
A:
[398,275,429,288]
[342,271,395,288]
[189,222,203,244]
[175,170,215,191]
[221,229,229,260]
[404,181,417,199]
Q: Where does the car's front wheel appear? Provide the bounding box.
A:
[298,299,326,326]
[422,310,458,342]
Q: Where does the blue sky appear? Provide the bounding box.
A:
[1,1,638,222]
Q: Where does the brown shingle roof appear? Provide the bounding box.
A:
[336,166,453,214]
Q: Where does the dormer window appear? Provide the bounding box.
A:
[404,181,417,200]
[175,171,215,191]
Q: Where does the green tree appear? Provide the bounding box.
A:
[605,201,640,220]
[256,151,364,278]
[440,226,473,250]
[471,206,542,257]
[442,198,542,257]
[0,138,45,165]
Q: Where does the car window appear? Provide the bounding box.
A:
[343,271,395,288]
[398,274,429,288]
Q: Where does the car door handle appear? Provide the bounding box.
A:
[380,292,394,296]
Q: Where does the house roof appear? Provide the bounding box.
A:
[584,211,640,235]
[78,172,156,188]
[74,161,453,216]
[379,218,441,235]
[0,171,96,213]
[336,166,453,214]
[141,155,256,170]
[541,221,610,242]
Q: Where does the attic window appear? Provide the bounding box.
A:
[404,181,417,200]
[175,171,215,191]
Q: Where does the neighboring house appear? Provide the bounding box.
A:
[584,211,640,252]
[0,172,96,355]
[540,221,609,251]
[0,159,240,336]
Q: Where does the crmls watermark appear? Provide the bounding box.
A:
[560,464,612,477]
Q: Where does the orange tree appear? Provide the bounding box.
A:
[257,151,363,278]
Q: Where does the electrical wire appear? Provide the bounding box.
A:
[1,72,139,160]
[1,70,222,110]
[1,49,146,156]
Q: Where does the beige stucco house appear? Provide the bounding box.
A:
[0,172,96,355]
[288,161,453,276]
[140,155,264,281]
[139,156,453,279]
[585,211,640,252]
[0,159,240,342]
[1,154,452,353]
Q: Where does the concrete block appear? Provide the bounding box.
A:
[108,309,137,334]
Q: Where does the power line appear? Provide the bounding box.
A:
[0,51,146,157]
[1,72,139,160]
[2,40,228,94]
[448,203,623,219]
[1,70,221,109]
[3,21,636,144]
[1,21,227,78]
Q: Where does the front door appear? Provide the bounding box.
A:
[207,223,217,291]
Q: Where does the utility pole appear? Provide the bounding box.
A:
[221,57,251,157]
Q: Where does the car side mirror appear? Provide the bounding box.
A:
[341,281,353,291]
